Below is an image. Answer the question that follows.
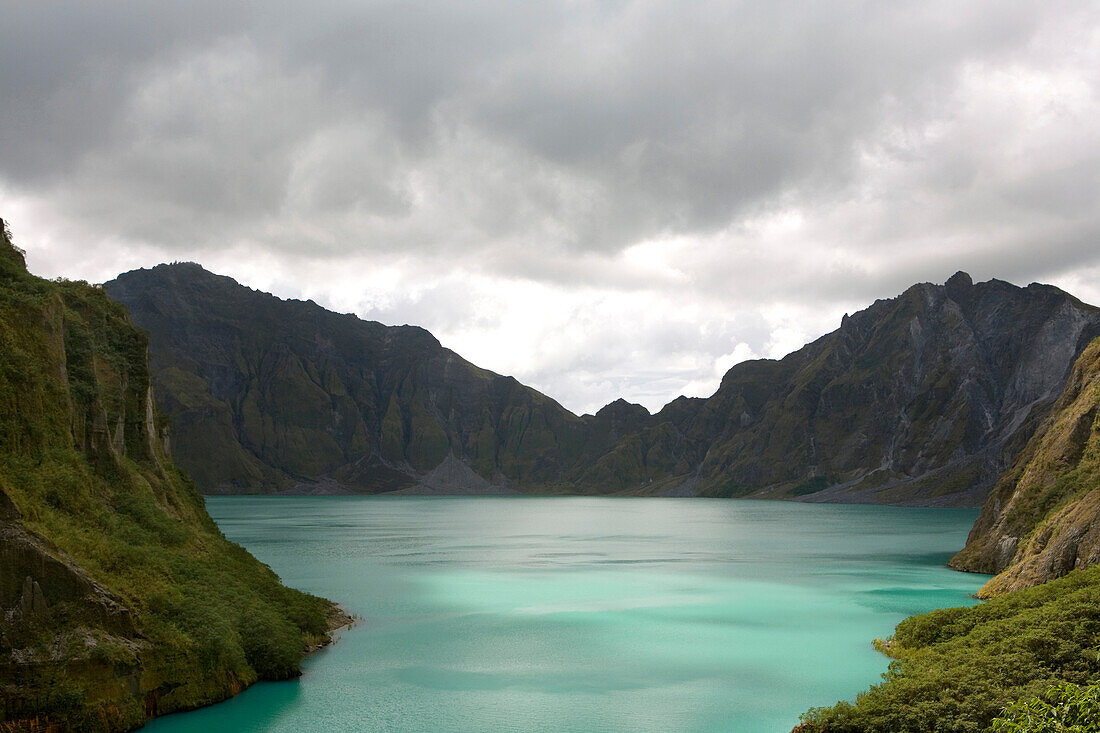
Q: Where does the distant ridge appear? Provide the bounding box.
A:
[107,265,1100,507]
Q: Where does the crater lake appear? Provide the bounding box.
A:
[144,497,986,733]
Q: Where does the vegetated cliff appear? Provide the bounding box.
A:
[951,336,1100,596]
[107,265,1100,507]
[0,221,347,731]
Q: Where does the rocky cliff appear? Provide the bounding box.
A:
[107,265,1100,507]
[0,221,345,731]
[106,263,618,494]
[677,272,1100,505]
[951,336,1100,596]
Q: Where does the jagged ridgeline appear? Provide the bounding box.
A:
[0,221,344,731]
[108,265,1100,507]
[952,335,1100,595]
[106,263,659,496]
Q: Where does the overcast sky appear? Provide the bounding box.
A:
[2,2,1099,414]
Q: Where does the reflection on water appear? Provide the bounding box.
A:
[145,497,987,733]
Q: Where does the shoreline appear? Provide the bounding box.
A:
[130,600,356,732]
[308,602,357,653]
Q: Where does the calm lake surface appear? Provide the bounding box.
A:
[146,497,987,733]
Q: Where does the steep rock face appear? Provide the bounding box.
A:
[0,221,342,731]
[951,336,1100,595]
[109,265,1100,507]
[106,263,614,494]
[673,272,1100,505]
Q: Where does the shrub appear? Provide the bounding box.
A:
[237,608,304,680]
[800,566,1100,732]
[992,683,1100,732]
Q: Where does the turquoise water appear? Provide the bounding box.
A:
[146,497,987,733]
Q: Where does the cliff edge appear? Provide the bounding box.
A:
[0,220,346,731]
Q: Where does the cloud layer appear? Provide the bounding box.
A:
[3,1,1099,413]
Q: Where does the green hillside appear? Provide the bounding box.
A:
[796,565,1100,732]
[0,221,347,731]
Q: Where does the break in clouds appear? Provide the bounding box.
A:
[2,1,1099,413]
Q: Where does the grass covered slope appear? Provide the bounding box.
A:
[797,565,1100,733]
[951,336,1100,596]
[0,220,345,731]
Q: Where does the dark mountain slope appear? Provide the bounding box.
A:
[106,264,628,494]
[0,222,346,731]
[108,266,1100,507]
[669,272,1100,505]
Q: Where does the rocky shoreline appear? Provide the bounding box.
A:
[306,604,356,654]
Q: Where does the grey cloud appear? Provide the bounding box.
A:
[3,1,1100,411]
[0,2,253,180]
[0,1,1060,257]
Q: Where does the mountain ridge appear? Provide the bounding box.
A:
[106,263,1100,508]
[107,261,598,494]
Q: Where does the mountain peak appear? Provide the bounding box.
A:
[945,270,974,291]
[595,397,649,416]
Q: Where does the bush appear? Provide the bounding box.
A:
[993,683,1100,732]
[237,608,304,680]
[800,566,1100,732]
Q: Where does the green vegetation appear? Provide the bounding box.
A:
[992,683,1100,732]
[0,222,342,731]
[797,565,1100,732]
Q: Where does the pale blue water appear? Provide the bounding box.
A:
[146,497,987,733]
